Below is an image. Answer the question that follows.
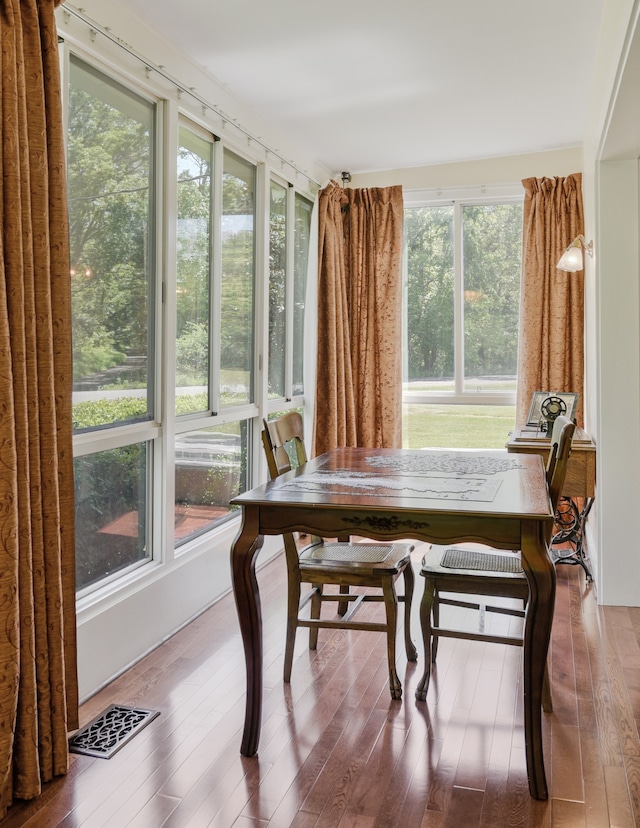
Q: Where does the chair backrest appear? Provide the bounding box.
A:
[262,411,308,480]
[261,412,314,564]
[547,416,576,511]
[544,413,573,483]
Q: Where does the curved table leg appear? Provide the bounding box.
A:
[231,507,264,757]
[520,520,556,800]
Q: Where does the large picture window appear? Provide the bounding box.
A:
[403,193,523,448]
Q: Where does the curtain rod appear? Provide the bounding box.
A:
[60,4,320,191]
[404,182,523,197]
[402,182,524,205]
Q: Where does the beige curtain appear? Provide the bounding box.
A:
[314,181,404,455]
[516,174,585,427]
[0,0,78,817]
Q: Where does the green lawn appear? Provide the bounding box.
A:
[402,404,516,449]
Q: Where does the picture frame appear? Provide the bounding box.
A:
[526,391,579,428]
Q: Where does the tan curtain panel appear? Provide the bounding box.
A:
[0,0,77,817]
[516,174,585,428]
[314,181,404,455]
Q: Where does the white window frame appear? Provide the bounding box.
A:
[403,185,524,407]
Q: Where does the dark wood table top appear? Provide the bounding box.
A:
[234,446,552,522]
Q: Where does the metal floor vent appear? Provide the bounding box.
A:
[69,704,160,759]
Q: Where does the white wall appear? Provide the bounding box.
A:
[595,161,640,603]
[350,148,583,191]
[584,0,640,604]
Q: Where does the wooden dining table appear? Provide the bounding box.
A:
[230,447,555,799]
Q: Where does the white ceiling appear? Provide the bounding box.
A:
[123,0,604,175]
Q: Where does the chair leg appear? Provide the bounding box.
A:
[542,660,552,713]
[416,576,436,701]
[284,576,303,683]
[402,563,417,662]
[309,585,322,650]
[431,586,440,662]
[382,578,402,700]
[336,536,351,616]
[337,584,350,616]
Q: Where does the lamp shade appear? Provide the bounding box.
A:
[557,244,584,272]
[557,235,593,272]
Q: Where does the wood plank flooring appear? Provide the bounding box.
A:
[4,542,640,827]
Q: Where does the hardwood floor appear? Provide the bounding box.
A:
[4,543,640,827]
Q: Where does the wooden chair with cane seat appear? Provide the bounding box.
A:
[415,415,576,708]
[261,411,417,699]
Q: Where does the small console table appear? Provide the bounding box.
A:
[506,426,596,581]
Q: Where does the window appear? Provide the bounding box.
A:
[268,180,287,398]
[173,139,256,547]
[65,46,315,592]
[293,194,313,397]
[267,183,313,402]
[69,57,156,426]
[68,55,157,590]
[221,150,256,408]
[461,203,522,394]
[174,421,248,545]
[74,443,150,591]
[403,192,523,447]
[176,125,212,416]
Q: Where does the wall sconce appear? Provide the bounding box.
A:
[557,234,594,272]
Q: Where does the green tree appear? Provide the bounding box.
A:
[269,186,287,396]
[463,204,522,378]
[176,144,211,335]
[176,140,211,387]
[221,170,255,374]
[405,206,454,379]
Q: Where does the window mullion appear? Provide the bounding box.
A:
[161,100,179,561]
[210,137,223,415]
[454,201,464,396]
[284,184,295,400]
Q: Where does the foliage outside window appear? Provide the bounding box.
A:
[462,204,522,392]
[268,180,287,398]
[267,184,313,402]
[68,56,155,425]
[74,445,149,591]
[293,194,313,396]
